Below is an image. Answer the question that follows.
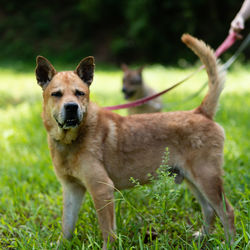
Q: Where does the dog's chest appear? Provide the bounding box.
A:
[52,143,83,175]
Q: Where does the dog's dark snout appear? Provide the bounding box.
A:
[64,102,78,112]
[61,102,81,128]
[122,87,127,94]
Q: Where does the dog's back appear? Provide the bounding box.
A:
[103,34,226,186]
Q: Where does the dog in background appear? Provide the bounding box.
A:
[121,64,163,114]
[35,34,235,249]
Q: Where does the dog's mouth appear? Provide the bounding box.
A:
[53,103,86,130]
[123,90,136,99]
[64,118,80,128]
[55,117,80,129]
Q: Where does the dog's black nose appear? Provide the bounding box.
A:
[122,87,127,94]
[64,102,79,113]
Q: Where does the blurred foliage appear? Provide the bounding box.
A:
[0,0,249,65]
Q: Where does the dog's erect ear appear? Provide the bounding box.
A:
[75,56,95,86]
[137,65,144,75]
[35,56,56,89]
[121,63,129,72]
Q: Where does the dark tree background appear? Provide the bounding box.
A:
[0,0,248,65]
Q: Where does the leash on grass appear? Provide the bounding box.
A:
[168,32,250,106]
[104,32,239,111]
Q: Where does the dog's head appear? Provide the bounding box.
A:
[121,64,144,100]
[36,56,94,130]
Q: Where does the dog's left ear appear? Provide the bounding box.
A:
[121,63,129,72]
[35,56,56,89]
[75,56,95,86]
[137,66,144,75]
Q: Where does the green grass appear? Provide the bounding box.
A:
[0,62,249,249]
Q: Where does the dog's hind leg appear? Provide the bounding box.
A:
[61,180,86,239]
[191,165,235,243]
[185,179,215,238]
[208,190,235,243]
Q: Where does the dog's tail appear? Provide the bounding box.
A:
[181,34,225,119]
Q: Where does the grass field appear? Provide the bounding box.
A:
[0,61,249,249]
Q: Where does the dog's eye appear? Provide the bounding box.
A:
[51,91,62,97]
[75,90,85,96]
[132,79,141,85]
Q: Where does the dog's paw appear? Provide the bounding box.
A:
[193,230,206,239]
[56,234,68,249]
[56,235,62,250]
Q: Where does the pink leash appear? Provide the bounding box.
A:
[215,32,237,57]
[104,32,238,111]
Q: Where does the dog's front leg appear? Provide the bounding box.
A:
[88,177,116,249]
[61,180,86,239]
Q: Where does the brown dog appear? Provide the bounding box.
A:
[35,34,235,249]
[121,64,163,114]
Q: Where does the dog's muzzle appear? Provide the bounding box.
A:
[55,102,83,129]
[122,87,136,99]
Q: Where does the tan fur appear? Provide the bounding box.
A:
[121,64,163,114]
[36,34,235,249]
[182,34,225,119]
